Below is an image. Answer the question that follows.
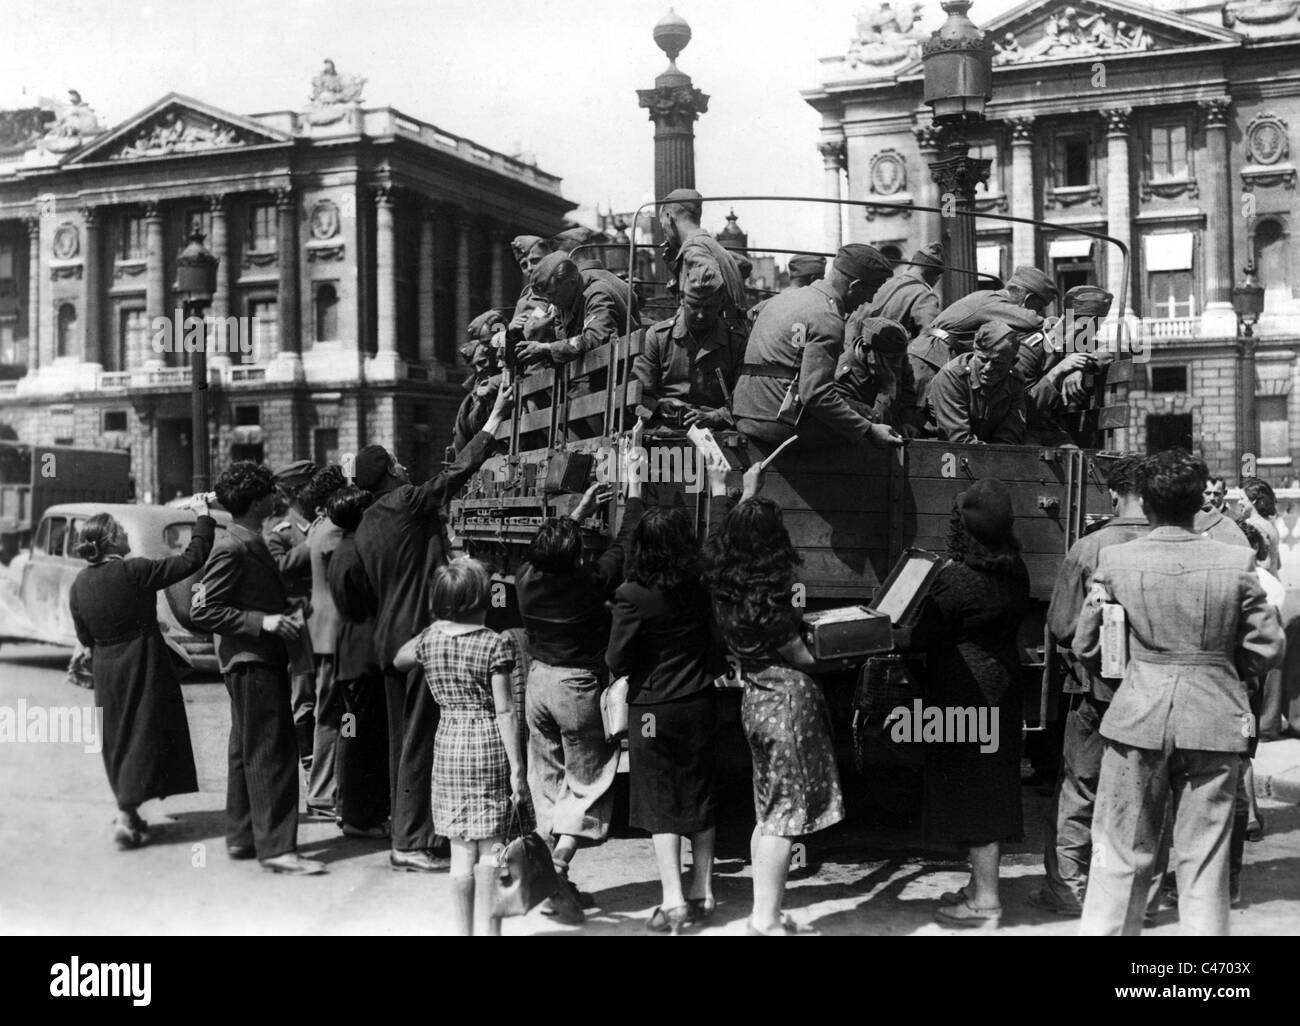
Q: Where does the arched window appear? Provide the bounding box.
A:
[315,283,339,343]
[56,302,77,358]
[1254,218,1288,315]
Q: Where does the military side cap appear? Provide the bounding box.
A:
[1008,265,1057,303]
[683,262,725,303]
[834,243,893,281]
[466,309,505,341]
[1064,285,1113,317]
[552,226,605,252]
[273,459,317,489]
[910,242,944,269]
[531,252,579,292]
[973,321,1019,351]
[849,313,909,354]
[662,188,704,217]
[788,254,827,279]
[510,235,549,261]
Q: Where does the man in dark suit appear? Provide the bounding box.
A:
[192,461,325,875]
[354,383,514,872]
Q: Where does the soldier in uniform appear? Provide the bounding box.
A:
[732,243,905,451]
[452,310,506,454]
[1016,285,1114,446]
[909,264,1056,410]
[633,263,747,432]
[864,241,943,339]
[552,225,609,271]
[747,254,825,327]
[659,187,749,321]
[265,459,318,766]
[836,313,921,434]
[514,252,640,366]
[924,321,1027,445]
[510,235,553,321]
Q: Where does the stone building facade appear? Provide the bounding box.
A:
[805,0,1300,483]
[0,65,573,501]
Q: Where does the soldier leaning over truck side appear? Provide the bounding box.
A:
[451,310,507,455]
[731,243,905,453]
[908,264,1055,411]
[834,313,922,436]
[923,322,1028,446]
[863,241,944,340]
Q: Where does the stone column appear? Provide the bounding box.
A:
[912,123,943,251]
[489,227,505,309]
[78,206,102,368]
[637,75,709,206]
[208,194,230,321]
[25,217,39,373]
[371,185,400,379]
[144,201,166,368]
[266,187,303,381]
[818,138,846,254]
[1101,108,1134,317]
[1199,97,1236,336]
[455,210,472,343]
[1008,117,1037,271]
[418,202,437,366]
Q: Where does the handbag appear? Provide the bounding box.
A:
[600,675,630,741]
[491,802,559,918]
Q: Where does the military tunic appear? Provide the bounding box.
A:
[925,351,1027,445]
[633,311,747,425]
[864,272,940,339]
[908,289,1043,408]
[545,268,640,363]
[669,228,749,316]
[833,341,918,430]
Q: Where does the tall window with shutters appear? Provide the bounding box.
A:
[1148,122,1189,180]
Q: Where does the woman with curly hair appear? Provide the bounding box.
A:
[703,463,844,936]
[607,505,726,933]
[918,477,1030,929]
[68,500,216,849]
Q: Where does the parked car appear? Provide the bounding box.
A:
[0,502,230,674]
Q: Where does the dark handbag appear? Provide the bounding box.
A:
[491,802,559,918]
[851,653,920,773]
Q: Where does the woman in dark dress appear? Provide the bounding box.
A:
[703,463,845,936]
[68,505,216,849]
[912,477,1029,928]
[607,505,725,934]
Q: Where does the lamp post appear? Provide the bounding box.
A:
[1233,263,1265,460]
[175,229,219,494]
[922,0,994,304]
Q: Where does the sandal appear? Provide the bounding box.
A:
[935,898,1001,929]
[687,896,717,922]
[647,905,692,935]
[939,885,971,906]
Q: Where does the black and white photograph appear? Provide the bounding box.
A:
[0,0,1296,980]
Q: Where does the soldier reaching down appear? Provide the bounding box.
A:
[924,321,1027,445]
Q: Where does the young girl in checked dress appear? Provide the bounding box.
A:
[395,558,525,936]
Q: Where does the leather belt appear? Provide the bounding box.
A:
[739,363,797,381]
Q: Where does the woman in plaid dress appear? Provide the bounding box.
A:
[395,558,524,935]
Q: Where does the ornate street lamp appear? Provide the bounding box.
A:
[922,0,994,303]
[1233,262,1265,458]
[174,229,219,494]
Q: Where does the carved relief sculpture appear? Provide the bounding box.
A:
[869,149,907,195]
[993,6,1154,65]
[112,112,248,159]
[51,223,80,261]
[1241,112,1296,191]
[1223,0,1300,28]
[307,199,345,262]
[304,59,367,126]
[847,1,928,70]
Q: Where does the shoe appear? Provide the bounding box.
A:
[543,874,586,925]
[687,897,717,923]
[1027,888,1083,918]
[260,852,327,875]
[226,843,257,860]
[303,804,337,821]
[745,915,809,936]
[939,885,971,907]
[390,849,451,872]
[113,823,149,850]
[647,905,692,934]
[935,899,1001,929]
[341,822,390,839]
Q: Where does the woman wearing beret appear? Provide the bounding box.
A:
[913,478,1030,928]
[68,501,217,849]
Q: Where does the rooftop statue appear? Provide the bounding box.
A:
[42,90,104,153]
[305,59,367,125]
[847,1,928,69]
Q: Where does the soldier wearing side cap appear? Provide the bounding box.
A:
[1017,285,1114,446]
[732,243,906,451]
[864,242,944,339]
[513,252,639,366]
[452,309,507,453]
[634,262,748,433]
[659,187,749,321]
[747,253,825,327]
[836,312,922,434]
[909,264,1056,411]
[925,322,1027,445]
[509,235,554,323]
